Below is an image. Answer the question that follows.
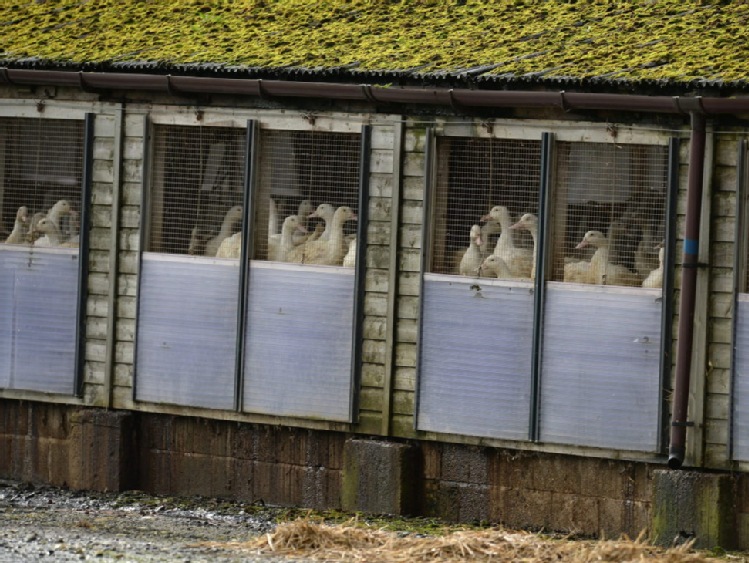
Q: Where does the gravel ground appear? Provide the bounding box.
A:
[0,480,294,562]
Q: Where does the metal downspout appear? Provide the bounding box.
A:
[668,111,707,469]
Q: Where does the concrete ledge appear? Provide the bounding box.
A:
[342,438,417,516]
[651,469,735,549]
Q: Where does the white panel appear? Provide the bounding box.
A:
[732,297,749,460]
[540,283,662,451]
[243,262,355,421]
[0,246,78,394]
[135,254,239,410]
[417,275,534,440]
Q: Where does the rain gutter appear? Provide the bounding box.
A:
[0,68,726,467]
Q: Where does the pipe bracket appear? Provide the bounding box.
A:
[671,421,695,427]
[681,262,709,269]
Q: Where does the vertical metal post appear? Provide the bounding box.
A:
[729,138,748,459]
[413,125,435,430]
[131,114,152,401]
[349,124,371,423]
[529,132,553,442]
[74,113,95,398]
[234,119,258,412]
[658,137,680,452]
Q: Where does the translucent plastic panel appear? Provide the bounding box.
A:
[243,263,354,421]
[540,283,662,451]
[135,255,238,410]
[417,275,534,440]
[733,297,749,461]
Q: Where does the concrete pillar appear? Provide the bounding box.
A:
[342,438,417,516]
[651,469,735,549]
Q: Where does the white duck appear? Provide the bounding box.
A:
[292,199,315,245]
[60,209,80,248]
[481,205,533,278]
[35,200,72,246]
[342,237,357,268]
[642,243,665,289]
[33,218,64,247]
[287,206,357,265]
[47,199,72,228]
[204,205,243,257]
[308,203,336,243]
[509,213,538,280]
[269,215,307,262]
[477,254,513,278]
[459,224,484,277]
[216,232,242,259]
[576,230,641,287]
[268,197,279,238]
[4,206,29,244]
[27,211,47,244]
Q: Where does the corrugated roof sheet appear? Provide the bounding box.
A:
[2,1,749,93]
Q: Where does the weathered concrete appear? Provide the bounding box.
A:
[342,438,418,516]
[651,469,736,549]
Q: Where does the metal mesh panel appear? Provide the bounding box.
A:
[417,136,541,440]
[254,130,361,266]
[243,129,361,421]
[136,124,246,409]
[431,137,541,278]
[148,125,246,256]
[0,117,84,394]
[551,142,668,287]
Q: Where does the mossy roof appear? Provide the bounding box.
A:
[2,1,749,92]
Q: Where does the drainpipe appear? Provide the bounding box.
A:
[668,110,707,469]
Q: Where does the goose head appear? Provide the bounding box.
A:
[310,203,335,221]
[297,199,315,218]
[15,206,29,225]
[575,230,608,250]
[36,217,60,235]
[510,213,538,233]
[480,205,512,226]
[49,199,71,217]
[226,205,243,222]
[334,206,357,223]
[283,214,307,234]
[469,224,483,247]
[477,254,507,277]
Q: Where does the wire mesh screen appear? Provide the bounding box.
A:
[0,117,84,394]
[148,124,246,256]
[417,136,541,440]
[552,142,668,288]
[254,130,361,266]
[431,137,541,279]
[136,124,246,410]
[242,129,361,421]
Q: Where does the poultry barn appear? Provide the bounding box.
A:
[5,2,749,550]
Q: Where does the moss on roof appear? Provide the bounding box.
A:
[2,1,749,83]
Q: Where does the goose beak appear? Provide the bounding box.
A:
[509,221,522,230]
[480,214,491,222]
[350,213,358,221]
[575,240,589,249]
[475,236,483,246]
[296,225,308,233]
[308,211,318,218]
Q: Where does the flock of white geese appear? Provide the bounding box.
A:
[458,205,664,289]
[2,200,79,248]
[199,198,358,267]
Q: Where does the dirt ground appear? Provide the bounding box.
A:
[0,479,736,562]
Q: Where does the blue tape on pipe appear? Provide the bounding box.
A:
[684,238,699,255]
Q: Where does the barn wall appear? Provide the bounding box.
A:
[4,86,749,545]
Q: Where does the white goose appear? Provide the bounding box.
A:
[642,243,665,289]
[204,205,243,257]
[342,236,357,268]
[477,254,513,278]
[575,230,641,287]
[509,213,538,280]
[481,205,533,278]
[268,197,279,238]
[269,215,306,262]
[308,203,336,243]
[459,224,484,277]
[35,200,72,246]
[4,206,29,244]
[33,218,64,247]
[287,206,357,265]
[292,199,315,246]
[215,232,241,258]
[26,211,47,244]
